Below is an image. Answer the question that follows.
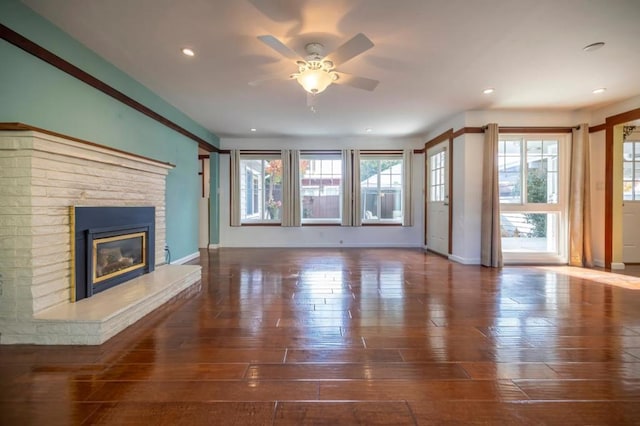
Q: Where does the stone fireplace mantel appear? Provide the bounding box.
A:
[0,125,202,345]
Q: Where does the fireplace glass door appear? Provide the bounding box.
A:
[93,232,146,284]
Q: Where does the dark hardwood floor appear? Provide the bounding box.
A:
[2,248,640,425]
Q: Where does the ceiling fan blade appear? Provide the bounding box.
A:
[257,35,302,61]
[326,33,374,66]
[334,72,379,91]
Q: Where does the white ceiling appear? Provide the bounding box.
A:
[22,0,640,139]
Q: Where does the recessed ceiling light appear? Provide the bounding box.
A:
[583,42,605,52]
[592,87,606,94]
[483,88,495,94]
[365,128,373,133]
[181,48,195,57]
[250,128,257,132]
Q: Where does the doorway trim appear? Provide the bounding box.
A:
[423,128,454,254]
[605,107,640,268]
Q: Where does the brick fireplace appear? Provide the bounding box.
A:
[0,125,202,344]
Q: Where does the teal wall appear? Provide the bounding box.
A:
[0,0,220,260]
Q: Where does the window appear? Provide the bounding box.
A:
[240,156,282,222]
[430,150,446,202]
[300,154,342,223]
[245,170,259,216]
[498,136,567,262]
[232,150,410,227]
[360,156,403,222]
[623,140,640,201]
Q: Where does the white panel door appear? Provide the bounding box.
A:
[427,142,449,256]
[623,201,640,263]
[623,140,640,263]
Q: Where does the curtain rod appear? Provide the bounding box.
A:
[491,125,580,133]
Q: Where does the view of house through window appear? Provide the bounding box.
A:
[236,152,407,226]
[300,154,342,223]
[240,156,282,222]
[498,137,565,260]
[624,140,640,201]
[360,156,403,222]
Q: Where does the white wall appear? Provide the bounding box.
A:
[589,130,606,266]
[198,158,210,248]
[465,110,578,127]
[423,114,465,142]
[219,136,425,248]
[450,133,484,264]
[588,95,640,125]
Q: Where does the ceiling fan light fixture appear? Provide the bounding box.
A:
[294,62,336,94]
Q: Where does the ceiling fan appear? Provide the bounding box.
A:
[251,33,379,100]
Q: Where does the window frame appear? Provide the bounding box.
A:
[359,154,404,225]
[498,134,569,264]
[239,154,283,224]
[623,139,640,201]
[429,149,446,202]
[300,152,343,225]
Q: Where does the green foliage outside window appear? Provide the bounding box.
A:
[525,169,547,237]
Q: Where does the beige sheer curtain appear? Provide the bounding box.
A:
[481,123,503,267]
[341,149,354,226]
[569,124,593,267]
[282,149,301,227]
[402,149,413,226]
[229,150,241,227]
[352,150,362,226]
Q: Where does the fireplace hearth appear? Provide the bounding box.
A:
[73,206,156,301]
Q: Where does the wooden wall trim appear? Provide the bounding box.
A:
[499,126,575,134]
[442,124,592,139]
[424,128,453,150]
[452,127,484,139]
[590,123,607,133]
[606,108,640,126]
[0,122,175,167]
[1,23,222,153]
[421,128,454,254]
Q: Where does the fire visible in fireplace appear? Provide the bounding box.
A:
[93,232,146,284]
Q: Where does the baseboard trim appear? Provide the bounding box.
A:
[208,244,220,250]
[611,262,626,270]
[593,258,605,268]
[171,251,200,265]
[217,243,423,248]
[449,255,481,265]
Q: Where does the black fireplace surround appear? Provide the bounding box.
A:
[74,207,155,301]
